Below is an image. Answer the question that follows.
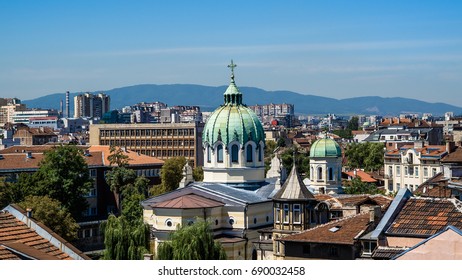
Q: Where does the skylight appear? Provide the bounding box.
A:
[329,226,342,233]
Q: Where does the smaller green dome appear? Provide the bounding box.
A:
[310,138,342,158]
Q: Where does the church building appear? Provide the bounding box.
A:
[142,61,277,260]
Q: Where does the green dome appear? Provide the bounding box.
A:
[309,138,342,158]
[203,73,264,147]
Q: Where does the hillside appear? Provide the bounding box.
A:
[24,84,462,116]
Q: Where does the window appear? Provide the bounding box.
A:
[388,166,393,176]
[90,169,97,178]
[362,241,377,255]
[404,166,408,176]
[275,203,280,223]
[231,144,239,163]
[283,204,289,223]
[246,145,253,162]
[317,167,323,180]
[293,204,301,224]
[424,167,428,177]
[415,167,419,177]
[396,166,401,176]
[165,219,173,227]
[310,167,314,180]
[432,168,437,176]
[258,145,262,161]
[217,145,223,162]
[328,168,333,181]
[229,217,235,225]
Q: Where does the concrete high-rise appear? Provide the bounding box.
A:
[74,93,110,118]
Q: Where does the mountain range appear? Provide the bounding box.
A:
[24,84,462,116]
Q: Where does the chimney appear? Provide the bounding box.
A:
[369,206,382,225]
[446,141,455,153]
[26,208,32,218]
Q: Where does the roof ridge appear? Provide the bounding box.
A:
[291,212,368,234]
[450,198,462,213]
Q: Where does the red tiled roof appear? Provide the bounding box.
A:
[372,246,407,260]
[0,145,163,170]
[344,170,377,183]
[280,213,371,245]
[88,145,164,166]
[386,197,462,237]
[442,147,462,163]
[0,210,71,260]
[150,194,224,209]
[414,173,451,198]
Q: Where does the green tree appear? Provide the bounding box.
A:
[12,145,93,218]
[347,116,360,131]
[0,177,13,209]
[343,177,385,195]
[265,140,277,158]
[277,137,286,147]
[108,145,129,167]
[332,129,353,139]
[150,157,187,196]
[280,148,310,177]
[105,167,150,216]
[193,166,204,182]
[101,215,150,260]
[18,195,79,241]
[157,219,227,260]
[345,142,384,172]
[102,169,151,260]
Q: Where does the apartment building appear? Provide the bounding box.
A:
[74,93,110,118]
[384,142,447,193]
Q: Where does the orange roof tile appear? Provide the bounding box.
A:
[88,145,164,166]
[281,213,371,245]
[0,211,70,260]
[344,170,377,183]
[386,197,462,237]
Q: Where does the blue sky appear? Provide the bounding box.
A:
[1,1,462,107]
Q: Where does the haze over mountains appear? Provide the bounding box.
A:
[25,84,462,116]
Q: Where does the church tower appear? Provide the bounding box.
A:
[202,61,266,183]
[309,137,343,194]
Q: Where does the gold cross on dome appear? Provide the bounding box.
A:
[228,59,237,79]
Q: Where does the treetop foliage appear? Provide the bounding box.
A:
[18,195,80,241]
[345,142,384,172]
[150,156,187,196]
[157,219,227,260]
[12,145,92,218]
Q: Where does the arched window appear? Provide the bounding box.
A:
[217,145,223,162]
[258,145,262,162]
[231,144,239,163]
[328,167,333,181]
[318,167,323,180]
[207,146,211,163]
[246,145,253,162]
